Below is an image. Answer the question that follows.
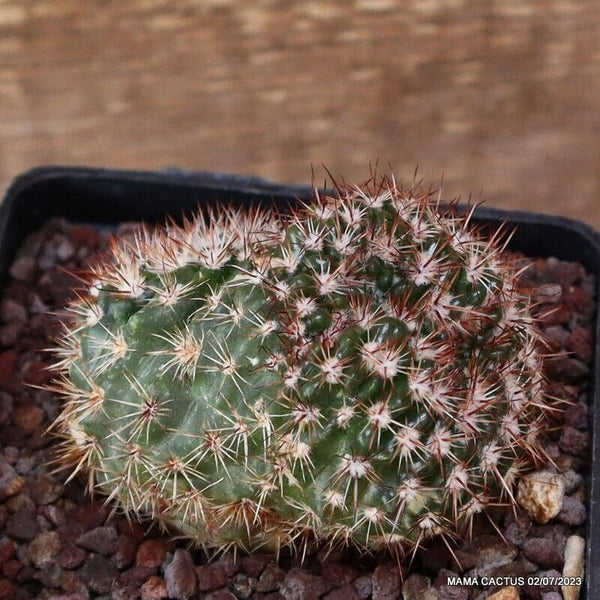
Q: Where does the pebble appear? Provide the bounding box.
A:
[545,357,589,383]
[113,534,138,569]
[559,427,589,456]
[9,257,36,283]
[256,563,285,592]
[371,565,401,600]
[567,327,593,362]
[121,566,156,587]
[280,568,332,600]
[5,508,38,541]
[0,350,17,389]
[27,530,60,568]
[534,284,562,304]
[205,592,236,600]
[434,569,467,600]
[352,575,372,600]
[563,403,588,431]
[517,471,565,524]
[562,535,584,600]
[230,573,256,599]
[241,555,271,578]
[196,563,229,592]
[58,545,87,570]
[562,470,583,495]
[320,563,358,586]
[559,496,586,526]
[164,549,197,599]
[216,552,241,577]
[0,580,13,600]
[135,540,166,569]
[0,324,23,348]
[0,393,13,426]
[0,300,26,323]
[0,458,22,497]
[78,554,119,595]
[0,540,16,565]
[141,575,168,599]
[323,584,361,600]
[34,563,63,588]
[13,405,44,434]
[523,538,564,569]
[401,574,430,599]
[77,526,119,555]
[2,559,21,579]
[30,477,63,505]
[487,587,519,600]
[470,535,519,571]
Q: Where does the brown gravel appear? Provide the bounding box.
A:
[0,219,593,600]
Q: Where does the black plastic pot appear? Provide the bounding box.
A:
[1,166,599,598]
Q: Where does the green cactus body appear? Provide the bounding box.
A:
[51,181,547,557]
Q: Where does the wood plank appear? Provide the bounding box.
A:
[0,0,599,226]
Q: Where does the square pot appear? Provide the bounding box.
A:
[1,166,599,598]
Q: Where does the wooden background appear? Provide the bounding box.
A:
[1,1,599,227]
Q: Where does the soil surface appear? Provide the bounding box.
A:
[0,219,594,600]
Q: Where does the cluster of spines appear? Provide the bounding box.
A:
[49,176,548,561]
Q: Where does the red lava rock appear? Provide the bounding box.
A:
[0,539,15,565]
[537,304,570,326]
[563,286,593,316]
[58,545,86,570]
[60,570,87,595]
[241,554,272,578]
[196,563,229,592]
[75,502,109,530]
[523,538,564,569]
[69,225,101,248]
[13,404,45,434]
[0,351,17,388]
[113,534,138,569]
[320,563,359,586]
[563,403,588,430]
[2,559,22,579]
[559,426,590,456]
[164,549,197,599]
[78,554,120,595]
[567,326,593,362]
[121,565,157,587]
[136,539,166,569]
[31,478,63,505]
[118,518,147,541]
[77,526,119,555]
[5,508,37,541]
[215,552,241,576]
[141,575,168,599]
[0,579,14,600]
[22,360,53,386]
[205,593,236,600]
[57,522,86,544]
[279,568,333,600]
[323,584,361,600]
[372,565,402,600]
[559,496,587,525]
[256,563,286,593]
[353,575,372,600]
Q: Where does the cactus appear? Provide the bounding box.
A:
[49,177,548,559]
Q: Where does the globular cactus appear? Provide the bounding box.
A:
[49,177,548,559]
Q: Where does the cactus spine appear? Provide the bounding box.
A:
[50,177,548,558]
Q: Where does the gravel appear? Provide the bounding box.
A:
[0,219,593,600]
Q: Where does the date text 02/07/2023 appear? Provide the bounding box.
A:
[445,575,583,587]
